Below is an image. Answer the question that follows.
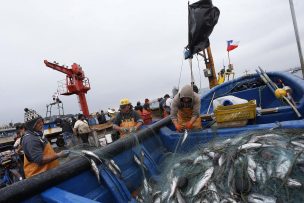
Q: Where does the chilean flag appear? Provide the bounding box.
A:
[227,40,239,52]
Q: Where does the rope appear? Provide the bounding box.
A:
[196,55,202,90]
[177,54,184,90]
[189,59,195,85]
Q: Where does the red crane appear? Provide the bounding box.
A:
[44,60,91,117]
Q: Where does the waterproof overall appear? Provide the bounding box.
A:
[177,107,202,129]
[120,118,136,138]
[24,142,59,178]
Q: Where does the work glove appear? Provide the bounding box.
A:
[129,127,137,133]
[175,124,183,132]
[185,121,193,130]
[58,150,70,158]
[120,127,129,133]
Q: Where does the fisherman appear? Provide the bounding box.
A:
[56,118,76,147]
[97,110,107,124]
[158,97,165,117]
[22,108,69,178]
[14,124,26,178]
[163,94,172,118]
[14,124,26,156]
[171,85,202,132]
[73,114,91,144]
[87,114,98,125]
[142,102,152,125]
[113,98,143,138]
[134,101,143,112]
[143,98,151,111]
[217,69,225,85]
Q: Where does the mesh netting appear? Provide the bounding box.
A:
[138,129,304,203]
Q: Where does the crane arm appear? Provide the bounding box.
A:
[44,60,73,77]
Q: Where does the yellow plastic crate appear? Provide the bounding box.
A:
[214,100,257,123]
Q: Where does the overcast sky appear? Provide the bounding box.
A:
[0,0,303,124]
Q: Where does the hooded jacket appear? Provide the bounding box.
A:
[170,85,201,120]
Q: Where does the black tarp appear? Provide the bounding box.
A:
[186,0,220,58]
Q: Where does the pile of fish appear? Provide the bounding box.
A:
[138,130,304,203]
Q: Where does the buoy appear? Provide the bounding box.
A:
[275,88,287,99]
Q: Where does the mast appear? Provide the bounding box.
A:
[288,0,304,77]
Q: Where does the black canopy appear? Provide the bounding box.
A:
[186,0,220,58]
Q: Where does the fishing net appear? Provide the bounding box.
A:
[138,129,304,202]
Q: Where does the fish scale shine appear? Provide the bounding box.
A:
[192,167,214,196]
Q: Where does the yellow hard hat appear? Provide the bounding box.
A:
[274,88,287,99]
[120,98,130,106]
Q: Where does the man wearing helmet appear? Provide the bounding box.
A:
[170,85,202,132]
[113,98,143,138]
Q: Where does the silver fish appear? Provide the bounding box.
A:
[153,196,161,203]
[238,143,262,151]
[161,190,169,201]
[82,150,103,164]
[133,154,147,170]
[152,190,161,198]
[247,156,257,182]
[136,195,144,203]
[208,182,220,203]
[248,136,259,143]
[176,189,186,203]
[193,167,214,196]
[90,159,100,183]
[152,191,161,203]
[218,154,225,166]
[143,178,151,194]
[247,156,257,170]
[193,155,203,165]
[276,156,291,179]
[253,134,280,143]
[247,167,256,182]
[247,193,277,203]
[220,198,237,203]
[168,176,178,200]
[110,159,121,174]
[107,162,119,177]
[287,178,302,188]
[181,130,188,145]
[291,141,304,149]
[207,151,215,159]
[255,165,266,184]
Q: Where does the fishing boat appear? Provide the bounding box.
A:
[1,0,304,202]
[0,71,303,202]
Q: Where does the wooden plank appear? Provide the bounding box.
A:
[90,122,113,131]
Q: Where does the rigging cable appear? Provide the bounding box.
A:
[189,59,195,86]
[177,53,184,90]
[196,54,202,90]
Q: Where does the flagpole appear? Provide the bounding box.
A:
[227,51,231,67]
[289,0,304,78]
